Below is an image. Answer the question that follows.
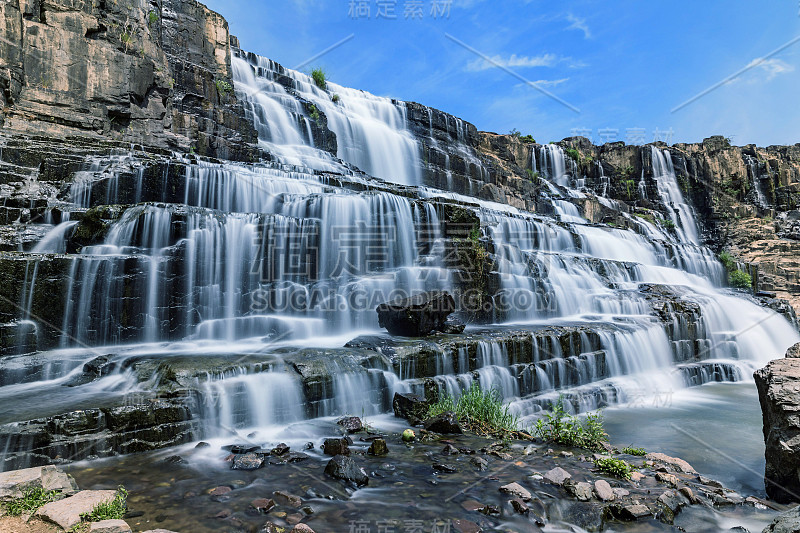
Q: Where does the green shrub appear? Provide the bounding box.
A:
[215,79,233,97]
[595,457,633,479]
[309,104,321,122]
[718,251,735,271]
[81,486,127,522]
[533,397,608,451]
[148,10,159,26]
[331,94,340,103]
[565,148,581,162]
[659,218,676,230]
[3,487,61,516]
[621,446,646,456]
[729,270,752,290]
[427,384,519,435]
[311,68,327,89]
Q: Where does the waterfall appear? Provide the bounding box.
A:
[651,146,700,244]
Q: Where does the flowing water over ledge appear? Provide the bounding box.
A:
[0,41,797,533]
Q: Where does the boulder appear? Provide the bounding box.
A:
[36,490,118,529]
[754,355,800,502]
[336,416,363,433]
[392,392,430,424]
[368,439,389,456]
[423,412,463,434]
[89,520,133,533]
[0,465,78,499]
[594,480,615,502]
[645,452,696,474]
[322,438,350,456]
[324,455,369,486]
[544,467,571,485]
[376,291,456,336]
[763,505,800,533]
[273,491,303,508]
[231,453,265,470]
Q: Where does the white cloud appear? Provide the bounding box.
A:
[524,78,569,88]
[566,13,591,39]
[467,53,558,72]
[749,58,795,81]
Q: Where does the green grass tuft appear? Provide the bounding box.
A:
[718,251,735,271]
[621,446,646,456]
[427,384,519,436]
[81,486,127,522]
[729,269,752,290]
[2,487,61,516]
[595,457,633,479]
[533,396,608,451]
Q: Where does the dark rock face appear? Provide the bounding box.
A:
[423,412,463,434]
[324,455,368,486]
[754,347,800,503]
[392,392,430,425]
[322,438,350,456]
[763,505,800,533]
[376,291,456,337]
[336,416,363,433]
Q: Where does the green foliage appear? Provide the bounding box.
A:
[659,218,676,230]
[533,397,608,451]
[331,94,340,103]
[120,32,131,44]
[520,135,536,143]
[215,79,233,97]
[2,487,61,516]
[621,446,646,456]
[594,457,633,479]
[148,10,159,27]
[81,486,127,522]
[718,251,735,272]
[311,68,327,89]
[469,226,481,244]
[729,269,752,290]
[309,104,321,121]
[525,169,541,181]
[623,179,636,199]
[565,148,581,162]
[619,166,635,179]
[427,384,519,435]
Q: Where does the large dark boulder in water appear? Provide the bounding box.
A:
[393,392,430,425]
[324,455,369,486]
[376,291,456,337]
[423,411,463,434]
[754,342,800,503]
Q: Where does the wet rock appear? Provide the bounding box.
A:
[562,501,604,531]
[658,490,688,523]
[292,525,316,533]
[324,455,369,486]
[423,412,463,434]
[566,481,593,501]
[322,438,350,456]
[88,520,132,533]
[451,519,481,533]
[368,439,389,456]
[499,482,531,501]
[604,503,652,521]
[655,472,678,486]
[163,455,186,465]
[697,475,724,488]
[442,444,460,455]
[392,392,430,424]
[471,457,488,471]
[376,291,457,337]
[231,453,265,470]
[208,486,232,498]
[754,356,800,503]
[679,486,699,504]
[36,489,118,529]
[0,465,78,499]
[763,505,800,533]
[273,491,303,508]
[432,462,458,473]
[461,500,486,512]
[250,498,276,515]
[228,445,260,455]
[594,480,615,501]
[612,488,630,499]
[285,452,311,463]
[441,315,466,334]
[337,416,363,433]
[271,443,290,456]
[645,452,696,474]
[630,472,646,482]
[260,523,283,533]
[510,498,529,514]
[195,442,211,448]
[544,467,571,485]
[287,513,303,525]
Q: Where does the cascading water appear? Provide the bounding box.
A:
[1,43,798,487]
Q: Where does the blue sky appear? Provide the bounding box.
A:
[203,0,800,147]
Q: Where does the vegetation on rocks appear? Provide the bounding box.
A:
[533,397,608,451]
[311,68,327,89]
[427,384,519,435]
[2,487,61,516]
[621,446,647,456]
[729,269,753,290]
[594,457,633,479]
[80,486,127,522]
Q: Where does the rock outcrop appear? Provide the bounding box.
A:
[0,0,258,161]
[376,291,457,337]
[754,343,800,503]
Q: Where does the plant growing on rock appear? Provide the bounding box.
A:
[215,79,234,98]
[594,457,633,479]
[81,485,127,522]
[309,104,321,122]
[565,148,581,162]
[427,384,519,436]
[148,10,159,27]
[718,251,735,271]
[2,487,61,516]
[533,396,608,451]
[621,446,646,456]
[729,270,752,290]
[311,67,327,90]
[331,93,340,103]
